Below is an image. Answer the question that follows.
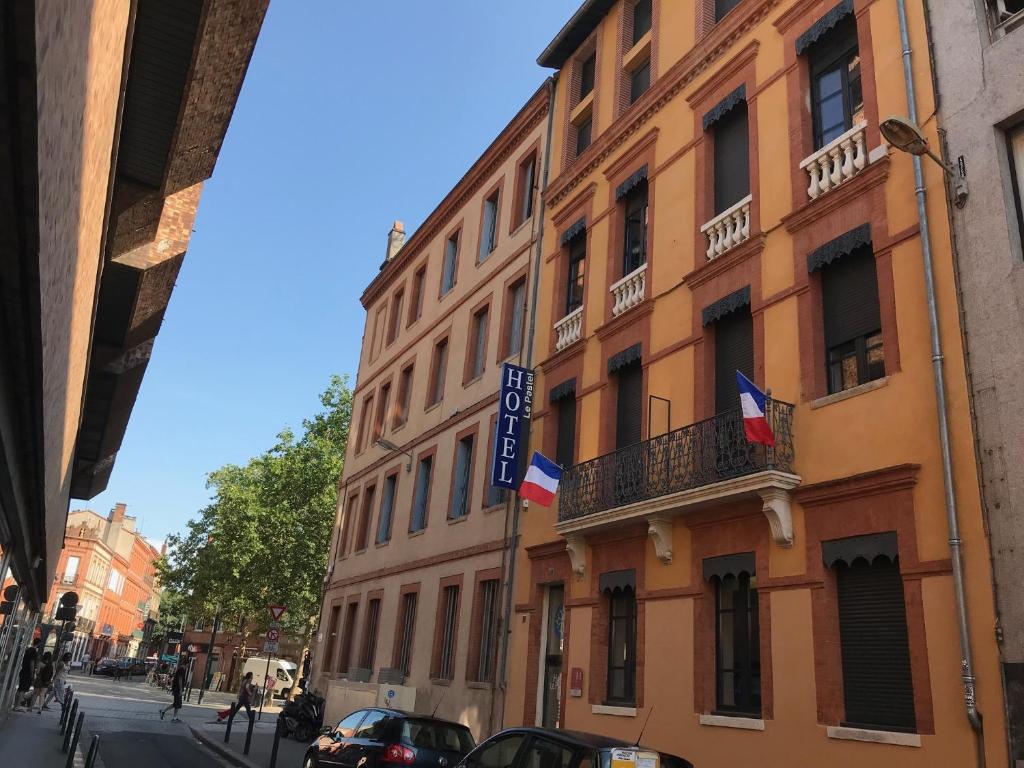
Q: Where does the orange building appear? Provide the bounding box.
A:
[503,0,1008,766]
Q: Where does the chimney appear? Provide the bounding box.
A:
[111,503,126,523]
[385,220,405,262]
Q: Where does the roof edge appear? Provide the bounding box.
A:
[537,0,617,69]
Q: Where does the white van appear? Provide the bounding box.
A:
[241,656,298,699]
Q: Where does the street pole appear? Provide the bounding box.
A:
[196,612,220,705]
[258,652,272,721]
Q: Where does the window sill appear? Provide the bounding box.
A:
[826,726,921,747]
[424,401,443,414]
[510,217,533,239]
[466,681,493,690]
[374,540,390,549]
[408,529,426,538]
[570,91,594,125]
[447,515,468,525]
[810,376,889,409]
[430,678,452,687]
[592,704,637,717]
[464,373,484,388]
[623,31,652,73]
[391,421,407,435]
[699,714,764,731]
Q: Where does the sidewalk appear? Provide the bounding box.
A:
[189,717,307,768]
[0,708,104,768]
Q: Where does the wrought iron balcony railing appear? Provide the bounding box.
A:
[558,400,795,522]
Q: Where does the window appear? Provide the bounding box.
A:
[821,246,883,394]
[715,0,742,22]
[622,181,648,275]
[358,395,374,452]
[400,721,474,754]
[410,455,433,532]
[714,571,761,715]
[504,279,527,359]
[395,591,418,675]
[579,53,596,99]
[395,364,414,428]
[434,584,460,680]
[361,598,381,671]
[615,361,643,450]
[107,569,125,595]
[469,307,489,380]
[356,485,375,552]
[354,709,388,740]
[409,265,426,325]
[370,304,387,361]
[334,710,366,738]
[566,236,586,314]
[629,59,651,104]
[376,474,397,544]
[834,555,915,730]
[521,739,575,768]
[480,192,499,260]
[63,556,80,583]
[632,0,652,44]
[485,418,508,508]
[374,383,391,441]
[340,494,358,556]
[714,306,754,414]
[387,289,404,345]
[428,338,448,406]
[991,0,1024,33]
[1008,124,1024,241]
[441,233,459,296]
[606,587,636,703]
[576,117,593,155]
[555,396,577,468]
[517,154,537,226]
[449,435,475,520]
[472,734,526,768]
[471,578,500,682]
[338,602,359,673]
[713,102,749,215]
[323,606,341,672]
[193,619,205,631]
[808,15,863,149]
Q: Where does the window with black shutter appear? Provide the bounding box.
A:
[807,15,863,150]
[821,245,883,394]
[602,571,637,705]
[566,237,586,315]
[713,103,750,215]
[715,0,743,22]
[714,307,754,414]
[622,181,648,276]
[834,556,916,731]
[615,361,643,449]
[555,396,577,468]
[632,0,652,44]
[579,53,596,100]
[576,117,593,155]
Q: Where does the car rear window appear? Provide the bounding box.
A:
[401,720,475,754]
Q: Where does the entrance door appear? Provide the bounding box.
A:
[540,585,565,728]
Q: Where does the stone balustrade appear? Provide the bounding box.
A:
[554,307,583,351]
[609,263,647,317]
[800,121,868,200]
[701,195,752,260]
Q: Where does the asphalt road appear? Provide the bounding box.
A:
[69,673,237,768]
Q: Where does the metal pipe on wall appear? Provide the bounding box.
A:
[894,0,984,740]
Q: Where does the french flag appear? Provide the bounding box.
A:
[736,371,775,447]
[518,452,562,507]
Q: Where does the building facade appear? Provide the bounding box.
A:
[310,86,551,739]
[927,0,1024,763]
[504,1,1008,766]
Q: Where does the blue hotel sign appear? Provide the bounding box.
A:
[491,363,534,490]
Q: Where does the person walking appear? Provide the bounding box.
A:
[159,654,188,722]
[113,659,123,683]
[45,652,72,714]
[29,652,54,713]
[12,638,41,711]
[222,672,257,724]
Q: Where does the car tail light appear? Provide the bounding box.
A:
[384,745,417,765]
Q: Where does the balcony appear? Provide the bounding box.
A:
[554,307,583,352]
[701,195,751,260]
[800,122,867,200]
[555,401,799,573]
[610,263,646,317]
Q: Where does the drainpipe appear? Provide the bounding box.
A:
[895,0,983,739]
[494,75,558,734]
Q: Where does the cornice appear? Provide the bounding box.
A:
[685,42,760,109]
[683,233,766,290]
[795,463,920,507]
[593,299,654,342]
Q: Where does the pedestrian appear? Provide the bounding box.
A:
[222,672,257,723]
[159,654,188,722]
[12,638,41,711]
[114,659,123,683]
[29,652,54,713]
[45,652,71,714]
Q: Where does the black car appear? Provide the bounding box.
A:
[303,708,475,768]
[456,728,693,768]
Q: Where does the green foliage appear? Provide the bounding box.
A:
[157,375,352,639]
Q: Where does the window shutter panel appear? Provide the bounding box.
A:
[714,308,754,414]
[822,246,881,348]
[836,558,916,731]
[615,362,643,449]
[556,397,577,467]
[713,103,750,214]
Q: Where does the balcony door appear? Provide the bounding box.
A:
[613,361,644,506]
[713,307,754,478]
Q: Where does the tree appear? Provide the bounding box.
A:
[157,375,352,640]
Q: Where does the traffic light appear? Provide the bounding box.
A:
[0,584,17,615]
[54,591,78,622]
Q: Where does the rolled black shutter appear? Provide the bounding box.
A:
[556,397,577,468]
[836,557,916,731]
[713,103,750,214]
[714,307,754,414]
[821,245,881,349]
[616,362,643,449]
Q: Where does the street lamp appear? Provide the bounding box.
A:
[880,116,968,207]
[376,438,412,472]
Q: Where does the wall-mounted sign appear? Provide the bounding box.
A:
[491,363,534,490]
[570,667,583,697]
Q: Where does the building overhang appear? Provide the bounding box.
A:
[538,0,618,69]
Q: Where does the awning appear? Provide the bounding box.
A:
[807,223,871,273]
[702,552,755,581]
[702,85,747,131]
[599,569,636,594]
[822,531,898,568]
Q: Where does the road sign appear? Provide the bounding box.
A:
[267,604,286,622]
[266,628,280,642]
[263,641,279,654]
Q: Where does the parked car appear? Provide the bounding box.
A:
[93,657,146,676]
[302,708,475,768]
[456,728,693,768]
[92,658,119,676]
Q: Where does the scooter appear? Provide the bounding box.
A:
[281,689,324,742]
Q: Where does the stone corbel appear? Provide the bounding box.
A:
[646,516,673,564]
[565,535,586,577]
[758,488,794,547]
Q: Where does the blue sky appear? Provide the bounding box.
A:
[78,0,580,543]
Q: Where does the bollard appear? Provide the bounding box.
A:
[224,707,235,743]
[61,699,79,744]
[268,714,283,768]
[84,734,100,768]
[64,712,84,768]
[243,711,255,755]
